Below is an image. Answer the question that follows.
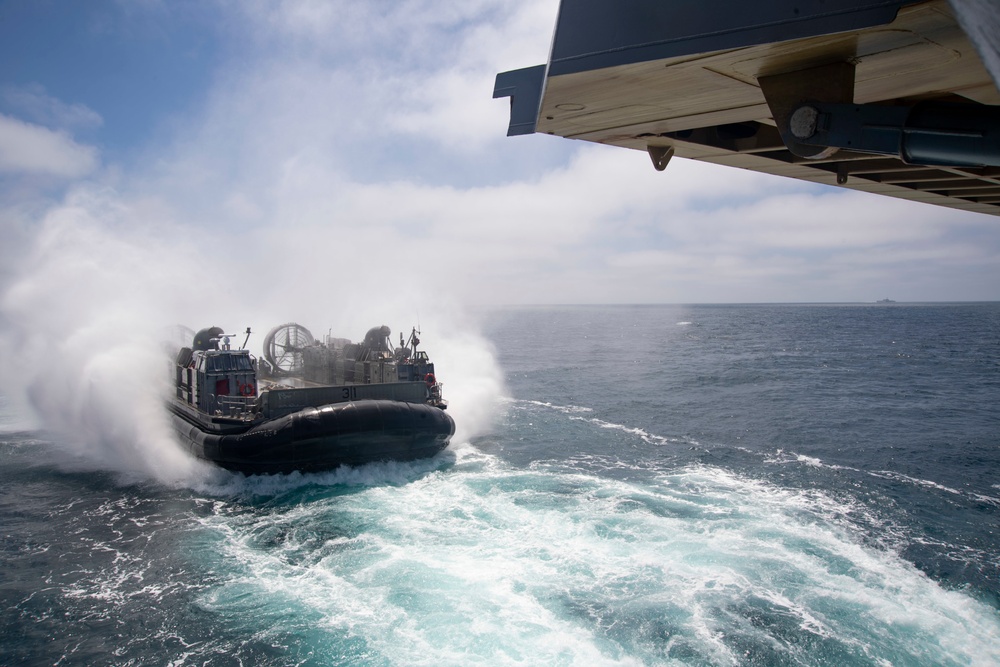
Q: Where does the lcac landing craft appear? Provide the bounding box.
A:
[167,324,454,475]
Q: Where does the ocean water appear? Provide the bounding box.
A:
[1,303,999,666]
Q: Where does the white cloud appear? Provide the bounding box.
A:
[4,0,999,310]
[379,2,561,150]
[125,100,1000,303]
[1,83,103,131]
[198,0,559,157]
[0,114,99,178]
[699,191,959,249]
[234,0,555,62]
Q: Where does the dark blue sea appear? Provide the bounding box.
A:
[2,303,999,666]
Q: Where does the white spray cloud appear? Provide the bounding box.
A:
[0,174,508,482]
[0,187,212,481]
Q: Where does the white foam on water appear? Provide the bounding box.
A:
[870,470,963,495]
[192,452,1000,666]
[573,416,680,447]
[764,451,1000,522]
[517,398,687,448]
[971,493,1000,507]
[523,399,594,414]
[190,453,459,498]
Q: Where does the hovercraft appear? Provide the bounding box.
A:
[168,324,454,474]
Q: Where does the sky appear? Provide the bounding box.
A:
[2,0,999,313]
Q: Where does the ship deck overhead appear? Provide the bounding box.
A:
[494,0,1000,217]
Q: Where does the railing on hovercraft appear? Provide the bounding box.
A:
[213,394,258,420]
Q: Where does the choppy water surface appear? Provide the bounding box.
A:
[2,303,999,665]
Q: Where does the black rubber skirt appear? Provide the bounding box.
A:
[173,400,456,475]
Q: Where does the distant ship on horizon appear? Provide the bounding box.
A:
[876,298,896,304]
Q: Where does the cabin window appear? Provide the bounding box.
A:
[206,353,253,372]
[215,378,230,395]
[209,355,231,372]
